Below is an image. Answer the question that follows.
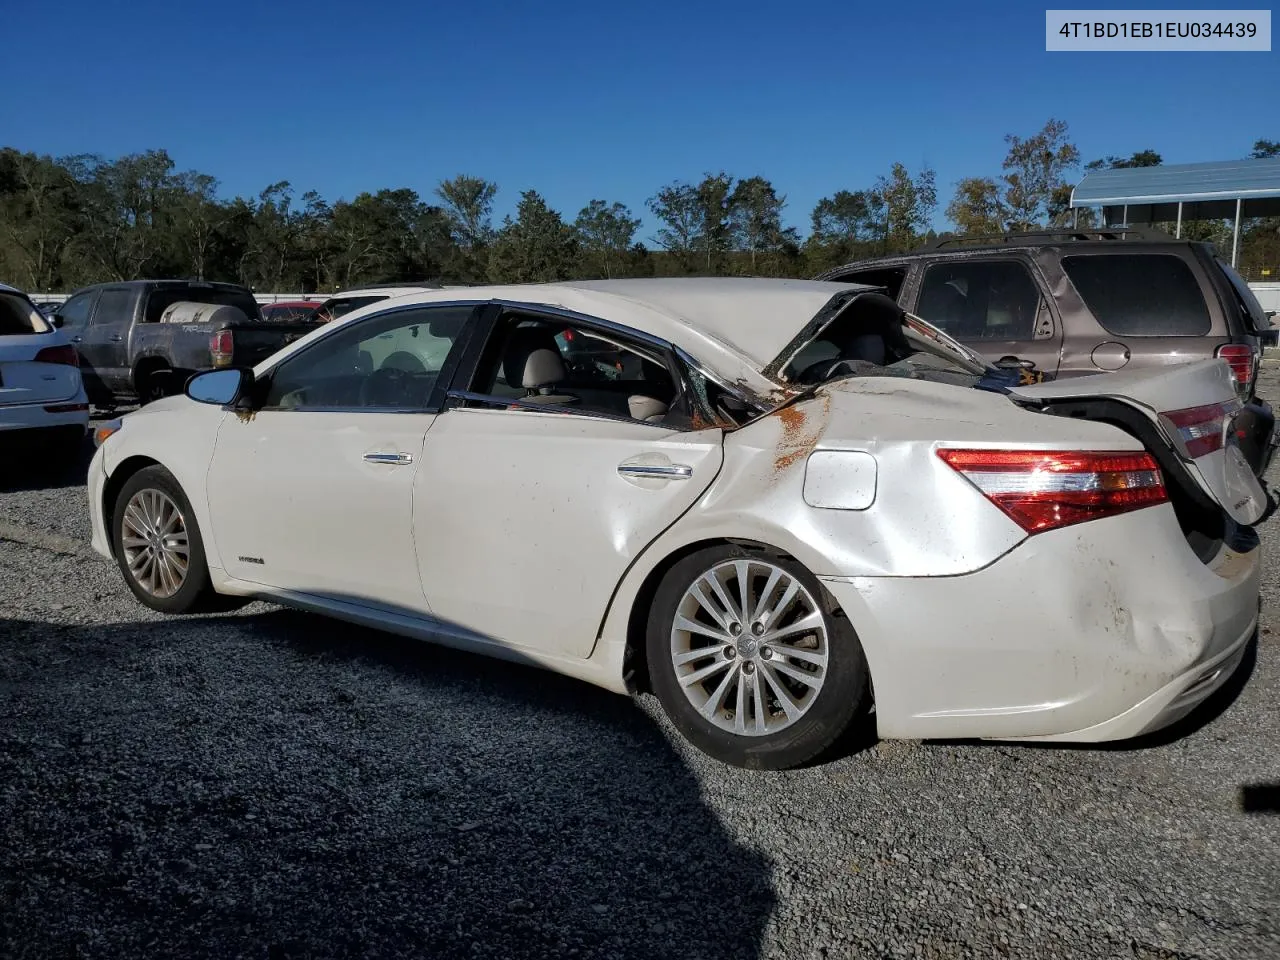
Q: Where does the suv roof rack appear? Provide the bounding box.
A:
[922,227,1178,250]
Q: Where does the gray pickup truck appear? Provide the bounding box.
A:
[52,280,320,406]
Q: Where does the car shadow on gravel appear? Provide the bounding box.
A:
[0,433,92,492]
[0,610,776,960]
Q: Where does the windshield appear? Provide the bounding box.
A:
[776,291,990,387]
[0,292,52,335]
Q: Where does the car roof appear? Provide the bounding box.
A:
[332,277,875,388]
[826,236,1210,273]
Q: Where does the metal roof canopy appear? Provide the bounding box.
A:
[1069,157,1280,266]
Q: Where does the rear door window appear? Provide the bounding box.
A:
[1062,254,1211,336]
[916,260,1043,340]
[91,288,135,325]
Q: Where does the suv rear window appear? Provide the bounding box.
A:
[0,292,51,335]
[143,286,262,324]
[1062,254,1211,337]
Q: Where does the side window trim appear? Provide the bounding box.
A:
[254,301,483,414]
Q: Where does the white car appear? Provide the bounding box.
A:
[0,283,89,462]
[86,278,1266,769]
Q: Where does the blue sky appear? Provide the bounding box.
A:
[2,0,1275,237]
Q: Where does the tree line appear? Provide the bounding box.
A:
[1,122,1276,293]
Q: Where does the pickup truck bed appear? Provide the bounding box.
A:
[53,280,320,406]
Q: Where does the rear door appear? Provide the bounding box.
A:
[413,306,723,659]
[80,286,136,393]
[0,292,81,407]
[909,257,1062,377]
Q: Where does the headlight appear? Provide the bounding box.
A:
[93,419,123,447]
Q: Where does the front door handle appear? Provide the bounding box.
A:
[109,335,124,342]
[363,452,414,465]
[70,336,83,343]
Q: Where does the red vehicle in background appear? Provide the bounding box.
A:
[260,300,324,323]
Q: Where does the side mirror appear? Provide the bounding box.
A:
[185,367,254,407]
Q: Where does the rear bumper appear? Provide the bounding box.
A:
[0,397,89,434]
[821,503,1260,742]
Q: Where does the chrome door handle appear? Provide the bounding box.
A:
[70,336,83,343]
[363,452,414,465]
[109,335,124,342]
[617,463,692,480]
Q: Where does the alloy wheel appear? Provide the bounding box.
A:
[670,558,829,737]
[120,489,190,599]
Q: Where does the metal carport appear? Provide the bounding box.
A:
[1069,157,1280,267]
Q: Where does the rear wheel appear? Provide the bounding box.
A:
[111,465,231,614]
[647,545,871,770]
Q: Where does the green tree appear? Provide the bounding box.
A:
[574,200,641,278]
[1084,149,1163,171]
[728,176,795,275]
[876,162,937,252]
[1001,119,1081,229]
[435,174,497,249]
[0,149,81,290]
[945,176,1007,236]
[695,172,735,274]
[1250,139,1280,159]
[487,190,578,283]
[646,181,702,271]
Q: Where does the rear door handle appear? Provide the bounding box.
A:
[617,456,693,481]
[363,452,414,465]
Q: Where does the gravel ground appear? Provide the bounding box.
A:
[2,379,1280,960]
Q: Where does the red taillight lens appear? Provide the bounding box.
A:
[209,329,233,367]
[938,449,1168,534]
[562,328,575,341]
[1163,401,1237,458]
[33,344,79,367]
[1216,344,1255,391]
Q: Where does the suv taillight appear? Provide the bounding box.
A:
[1216,344,1256,393]
[210,329,233,367]
[937,449,1167,534]
[33,344,80,367]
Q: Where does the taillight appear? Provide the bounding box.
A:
[210,329,233,367]
[562,329,575,341]
[938,449,1167,534]
[1216,344,1256,392]
[33,344,79,367]
[1162,401,1238,458]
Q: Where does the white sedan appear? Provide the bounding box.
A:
[0,283,89,462]
[86,279,1266,769]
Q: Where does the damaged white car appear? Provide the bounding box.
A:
[86,278,1269,769]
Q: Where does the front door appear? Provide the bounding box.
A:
[414,309,724,659]
[204,302,477,612]
[912,258,1063,378]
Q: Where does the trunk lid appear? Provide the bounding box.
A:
[0,333,81,406]
[1011,359,1269,526]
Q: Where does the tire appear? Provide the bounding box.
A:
[136,369,173,406]
[110,464,228,614]
[647,544,871,770]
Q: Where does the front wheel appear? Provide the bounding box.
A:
[647,545,871,770]
[111,465,229,614]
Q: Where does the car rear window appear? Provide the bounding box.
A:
[1062,254,1211,337]
[0,292,51,335]
[143,287,262,324]
[322,295,387,320]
